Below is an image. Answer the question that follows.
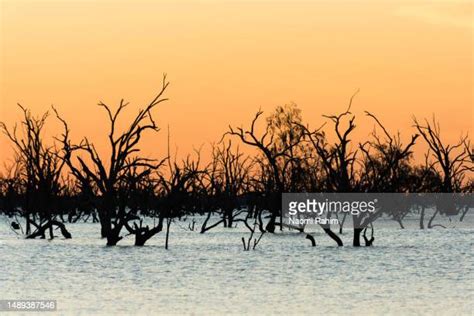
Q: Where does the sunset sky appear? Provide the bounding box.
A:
[0,0,472,164]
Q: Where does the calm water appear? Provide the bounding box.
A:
[0,214,472,315]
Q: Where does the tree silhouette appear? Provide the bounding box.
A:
[1,105,71,239]
[226,105,305,233]
[1,87,472,248]
[55,75,169,245]
[414,117,472,192]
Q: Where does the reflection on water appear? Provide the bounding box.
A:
[0,215,472,315]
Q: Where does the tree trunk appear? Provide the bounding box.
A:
[321,226,343,246]
[428,209,439,229]
[339,213,347,234]
[26,220,71,239]
[165,218,171,250]
[279,210,283,231]
[257,209,265,233]
[200,211,211,233]
[100,213,109,238]
[363,226,374,246]
[48,216,54,239]
[306,234,316,247]
[419,206,425,229]
[460,206,469,222]
[265,213,276,233]
[200,211,225,233]
[106,229,122,246]
[105,221,123,246]
[133,218,163,246]
[353,228,363,247]
[227,211,234,228]
[26,215,31,235]
[397,218,405,229]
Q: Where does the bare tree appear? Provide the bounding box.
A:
[298,93,360,246]
[0,157,23,217]
[413,117,473,226]
[226,105,305,232]
[359,112,418,229]
[157,148,206,247]
[414,117,473,193]
[200,141,252,232]
[55,75,169,245]
[0,105,71,239]
[0,157,25,235]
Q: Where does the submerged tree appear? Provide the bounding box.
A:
[55,75,169,245]
[412,117,473,227]
[157,151,205,247]
[200,141,252,232]
[298,94,359,246]
[359,112,419,229]
[0,157,24,233]
[414,117,473,193]
[226,104,305,233]
[1,85,472,248]
[0,105,71,239]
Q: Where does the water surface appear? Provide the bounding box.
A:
[0,214,472,315]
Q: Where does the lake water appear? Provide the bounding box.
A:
[0,214,472,315]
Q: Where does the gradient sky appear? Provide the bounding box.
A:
[0,0,472,164]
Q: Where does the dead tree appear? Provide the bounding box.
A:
[216,141,251,228]
[0,105,71,239]
[55,74,169,245]
[226,104,305,233]
[305,234,316,247]
[359,111,418,230]
[360,111,418,192]
[26,220,71,239]
[362,224,374,246]
[120,167,164,246]
[407,155,443,228]
[0,157,23,218]
[158,151,205,247]
[298,92,361,246]
[199,146,225,233]
[200,141,252,232]
[414,117,473,193]
[414,117,473,226]
[241,215,265,251]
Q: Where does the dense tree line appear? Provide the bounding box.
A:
[1,78,472,247]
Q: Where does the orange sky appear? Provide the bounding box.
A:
[0,0,472,165]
